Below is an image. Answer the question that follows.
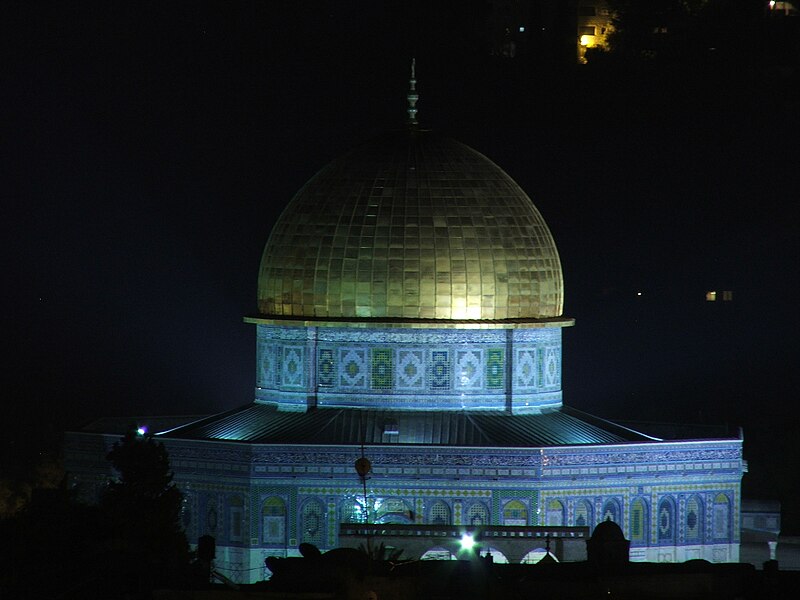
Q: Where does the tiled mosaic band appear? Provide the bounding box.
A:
[255,325,562,413]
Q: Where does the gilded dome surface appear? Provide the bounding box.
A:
[258,129,563,320]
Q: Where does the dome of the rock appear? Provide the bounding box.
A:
[257,129,563,321]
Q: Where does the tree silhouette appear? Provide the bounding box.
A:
[102,427,189,592]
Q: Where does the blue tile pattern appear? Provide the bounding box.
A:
[255,325,563,412]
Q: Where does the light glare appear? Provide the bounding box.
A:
[461,533,475,550]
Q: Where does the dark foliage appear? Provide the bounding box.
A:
[1,429,191,598]
[101,428,190,594]
[0,487,107,598]
[607,0,764,65]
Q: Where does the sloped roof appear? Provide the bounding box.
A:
[77,415,209,435]
[155,403,657,447]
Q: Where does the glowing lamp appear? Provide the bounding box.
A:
[136,426,147,436]
[580,35,595,47]
[460,533,476,551]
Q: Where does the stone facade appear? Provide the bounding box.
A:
[65,431,743,583]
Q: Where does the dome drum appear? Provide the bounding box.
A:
[255,324,564,414]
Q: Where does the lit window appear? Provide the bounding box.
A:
[706,291,717,301]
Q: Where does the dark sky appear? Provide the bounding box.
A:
[4,2,800,522]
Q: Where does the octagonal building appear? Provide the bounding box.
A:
[65,72,745,582]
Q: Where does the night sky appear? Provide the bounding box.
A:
[5,3,799,527]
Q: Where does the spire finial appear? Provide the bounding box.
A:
[406,58,418,126]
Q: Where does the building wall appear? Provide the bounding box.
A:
[64,433,743,584]
[64,418,744,585]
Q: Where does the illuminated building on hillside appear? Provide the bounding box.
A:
[577,1,613,62]
[65,66,744,583]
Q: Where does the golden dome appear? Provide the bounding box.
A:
[257,129,563,321]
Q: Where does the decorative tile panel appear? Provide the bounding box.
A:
[486,348,504,389]
[259,343,276,388]
[256,324,564,411]
[397,349,425,390]
[543,346,560,388]
[515,348,537,389]
[317,348,335,388]
[281,346,305,388]
[339,348,367,389]
[455,349,483,390]
[371,348,393,390]
[430,350,450,390]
